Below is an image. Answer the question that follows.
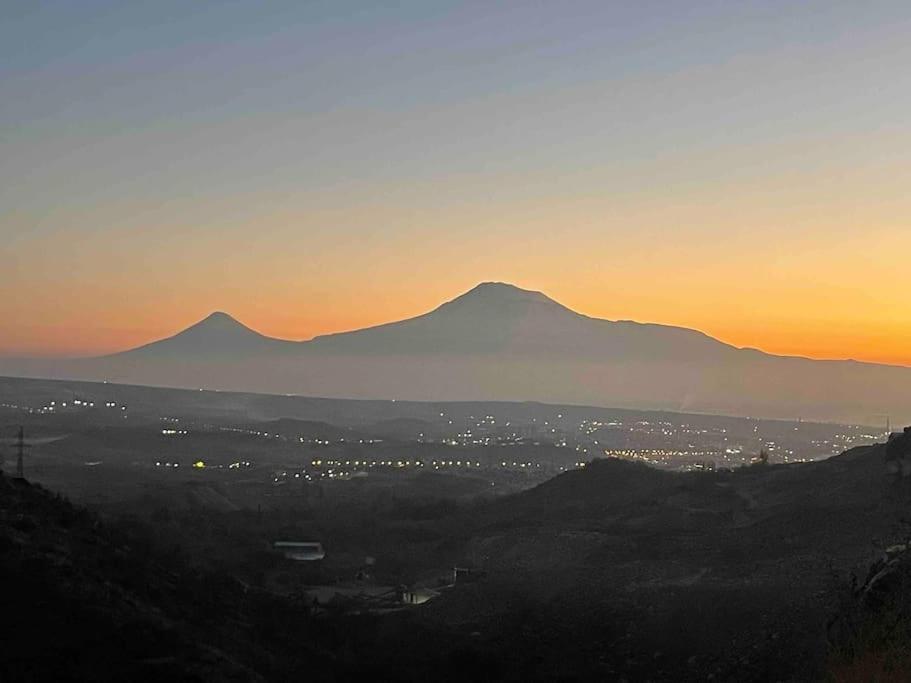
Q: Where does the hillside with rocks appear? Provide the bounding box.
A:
[5,432,911,681]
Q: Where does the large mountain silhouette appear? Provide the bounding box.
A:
[306,282,734,360]
[2,282,910,423]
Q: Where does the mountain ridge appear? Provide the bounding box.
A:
[1,281,910,424]
[100,284,906,369]
[111,282,741,360]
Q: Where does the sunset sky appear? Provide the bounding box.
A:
[3,1,911,364]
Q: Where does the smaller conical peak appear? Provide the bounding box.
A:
[202,311,236,323]
[196,311,241,326]
[108,309,277,358]
[181,311,256,335]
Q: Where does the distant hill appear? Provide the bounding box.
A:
[2,282,911,424]
[258,417,374,442]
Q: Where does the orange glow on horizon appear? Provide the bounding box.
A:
[4,280,910,369]
[4,172,911,367]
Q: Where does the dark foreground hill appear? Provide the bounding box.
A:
[416,441,911,681]
[0,475,418,682]
[0,474,258,681]
[0,472,578,682]
[5,436,911,681]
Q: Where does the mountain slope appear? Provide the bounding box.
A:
[0,474,264,680]
[424,442,903,681]
[307,282,733,360]
[111,311,298,359]
[1,282,910,424]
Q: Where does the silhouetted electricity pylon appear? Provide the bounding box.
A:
[14,426,30,479]
[869,415,892,439]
